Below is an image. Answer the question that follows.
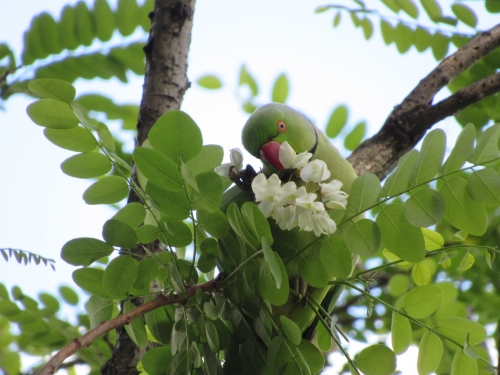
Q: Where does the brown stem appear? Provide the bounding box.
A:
[35,281,217,375]
[348,23,500,179]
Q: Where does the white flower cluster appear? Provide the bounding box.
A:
[214,142,349,237]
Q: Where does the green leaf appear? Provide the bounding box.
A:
[218,234,241,267]
[360,18,373,40]
[344,173,381,220]
[391,312,411,354]
[451,350,478,375]
[417,332,443,375]
[396,0,418,18]
[468,124,500,165]
[190,172,222,212]
[86,295,113,329]
[299,253,329,288]
[325,105,348,138]
[344,121,366,151]
[61,152,112,178]
[197,254,216,273]
[422,228,444,250]
[333,12,341,27]
[404,188,445,227]
[381,0,400,13]
[439,177,487,236]
[168,263,185,295]
[467,168,500,206]
[410,129,446,185]
[421,0,442,20]
[123,300,148,348]
[27,99,79,129]
[205,320,219,352]
[43,127,96,152]
[199,238,219,257]
[103,256,138,298]
[145,305,174,345]
[451,4,477,28]
[74,1,94,46]
[357,345,396,375]
[112,202,146,228]
[134,147,183,192]
[376,204,425,263]
[239,65,259,96]
[116,0,140,36]
[259,252,289,306]
[457,251,475,271]
[226,203,259,249]
[92,0,115,42]
[28,79,76,103]
[38,13,63,55]
[388,274,410,297]
[142,346,173,375]
[146,183,190,220]
[271,73,289,104]
[136,225,159,244]
[412,261,431,286]
[96,122,115,152]
[59,285,79,305]
[241,202,273,245]
[463,333,480,359]
[72,268,108,298]
[102,219,137,249]
[431,32,449,60]
[345,219,381,257]
[404,285,443,318]
[414,27,432,52]
[381,150,419,197]
[197,209,229,239]
[280,316,301,345]
[149,110,203,164]
[443,124,475,174]
[266,337,291,374]
[262,237,282,288]
[380,20,395,45]
[320,236,352,278]
[83,176,129,205]
[196,75,223,89]
[316,321,332,351]
[181,144,223,189]
[159,220,192,248]
[134,258,160,290]
[438,316,486,345]
[394,22,413,54]
[62,237,114,266]
[297,339,325,374]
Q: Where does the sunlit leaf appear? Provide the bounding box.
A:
[391,312,411,354]
[404,188,445,227]
[404,285,443,318]
[417,332,443,375]
[83,176,129,205]
[357,345,396,375]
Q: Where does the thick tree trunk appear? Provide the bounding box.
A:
[101,1,195,374]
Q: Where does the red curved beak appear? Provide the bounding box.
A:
[259,141,285,171]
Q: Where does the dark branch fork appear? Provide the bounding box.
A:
[34,17,500,375]
[348,23,500,179]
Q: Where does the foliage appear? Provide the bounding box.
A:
[1,1,500,375]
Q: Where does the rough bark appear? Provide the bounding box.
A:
[101,1,195,375]
[348,23,500,179]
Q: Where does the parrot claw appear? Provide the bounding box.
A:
[229,164,258,192]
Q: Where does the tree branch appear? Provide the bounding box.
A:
[348,23,500,179]
[35,281,217,375]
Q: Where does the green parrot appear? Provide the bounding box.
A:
[221,103,359,337]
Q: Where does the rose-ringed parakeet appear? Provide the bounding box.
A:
[220,103,359,341]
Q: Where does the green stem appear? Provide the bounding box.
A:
[223,250,263,282]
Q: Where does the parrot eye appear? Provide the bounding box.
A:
[277,120,287,133]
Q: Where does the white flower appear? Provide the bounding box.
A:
[298,210,337,236]
[274,181,297,206]
[300,160,331,183]
[320,179,349,210]
[273,205,299,230]
[252,173,281,217]
[214,148,244,177]
[279,141,312,169]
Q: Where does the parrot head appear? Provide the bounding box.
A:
[242,103,318,171]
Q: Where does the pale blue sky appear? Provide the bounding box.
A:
[0,0,496,373]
